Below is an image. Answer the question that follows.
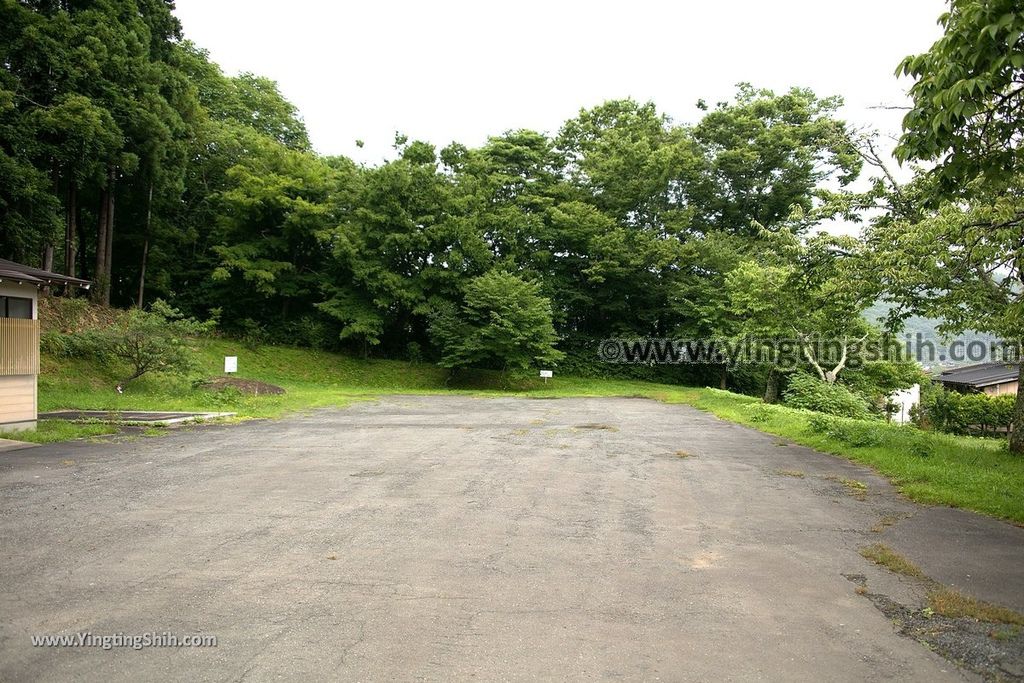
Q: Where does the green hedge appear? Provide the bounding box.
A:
[782,372,875,420]
[920,387,1014,436]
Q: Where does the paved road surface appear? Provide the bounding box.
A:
[2,396,1021,681]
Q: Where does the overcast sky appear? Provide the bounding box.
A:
[173,0,947,170]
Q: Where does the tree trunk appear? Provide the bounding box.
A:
[93,181,109,304]
[137,238,149,308]
[76,208,87,281]
[41,244,54,295]
[764,367,781,403]
[1010,362,1024,455]
[718,366,727,390]
[137,180,153,308]
[102,168,115,306]
[47,162,59,279]
[64,181,76,278]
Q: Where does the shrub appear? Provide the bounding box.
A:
[746,403,775,423]
[40,330,100,358]
[206,386,245,408]
[78,300,215,383]
[919,386,1014,436]
[806,413,834,435]
[904,431,934,458]
[783,372,874,419]
[430,271,563,371]
[806,412,931,454]
[405,341,424,363]
[806,413,885,446]
[237,318,267,350]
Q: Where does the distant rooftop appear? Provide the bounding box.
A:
[0,258,90,289]
[937,362,1019,388]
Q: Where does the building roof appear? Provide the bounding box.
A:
[0,258,91,290]
[937,362,1019,388]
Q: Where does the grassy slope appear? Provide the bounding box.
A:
[12,337,1024,524]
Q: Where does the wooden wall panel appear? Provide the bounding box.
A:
[0,375,36,423]
[0,319,39,376]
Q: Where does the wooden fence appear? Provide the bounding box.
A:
[0,318,39,375]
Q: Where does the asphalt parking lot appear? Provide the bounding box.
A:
[2,396,1021,681]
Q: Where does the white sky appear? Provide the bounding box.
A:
[173,0,946,172]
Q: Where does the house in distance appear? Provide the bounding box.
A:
[936,362,1020,397]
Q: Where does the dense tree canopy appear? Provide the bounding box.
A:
[430,271,562,371]
[2,0,890,397]
[896,0,1024,195]
[874,0,1024,452]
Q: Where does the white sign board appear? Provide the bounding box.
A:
[539,370,553,378]
[224,356,238,374]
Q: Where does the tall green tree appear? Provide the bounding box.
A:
[554,101,694,337]
[209,129,340,324]
[319,136,471,356]
[690,84,861,236]
[896,0,1024,194]
[669,86,862,388]
[725,226,874,401]
[430,271,563,372]
[878,0,1024,453]
[0,0,188,305]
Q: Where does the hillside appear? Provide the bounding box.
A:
[863,302,1002,369]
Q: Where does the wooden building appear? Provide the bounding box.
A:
[936,362,1020,397]
[0,259,90,431]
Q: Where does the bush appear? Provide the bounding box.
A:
[783,372,874,419]
[291,316,331,350]
[806,412,931,454]
[40,330,100,358]
[806,413,884,446]
[430,271,563,371]
[919,386,1014,436]
[405,341,424,363]
[554,334,716,385]
[746,403,775,423]
[237,318,268,350]
[67,300,215,383]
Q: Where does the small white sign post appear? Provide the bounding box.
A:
[224,356,238,374]
[539,369,553,384]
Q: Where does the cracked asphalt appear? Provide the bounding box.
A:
[1,395,1022,681]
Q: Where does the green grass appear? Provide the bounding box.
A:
[860,543,930,580]
[33,337,1024,523]
[0,420,117,444]
[928,587,1024,625]
[38,339,450,418]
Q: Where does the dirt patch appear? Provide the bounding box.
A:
[862,588,1024,680]
[854,546,1024,679]
[200,377,285,395]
